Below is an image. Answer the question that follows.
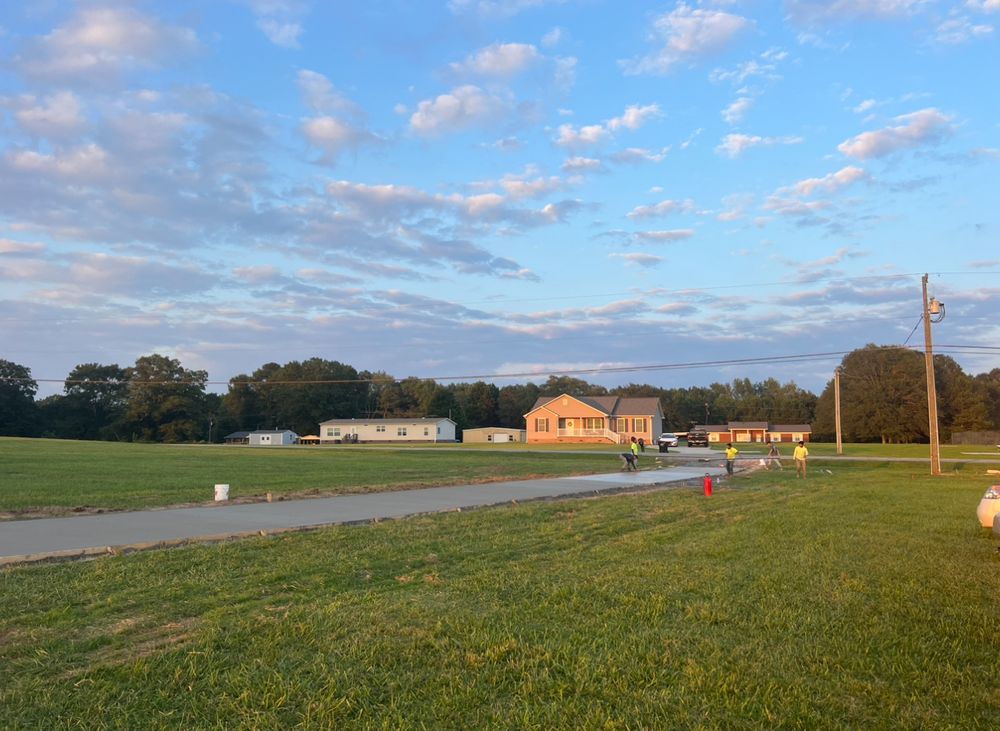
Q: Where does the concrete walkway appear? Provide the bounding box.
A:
[0,464,726,565]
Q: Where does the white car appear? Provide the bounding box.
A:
[658,432,679,447]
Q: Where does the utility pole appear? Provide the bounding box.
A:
[921,274,942,476]
[834,367,843,455]
[703,402,709,427]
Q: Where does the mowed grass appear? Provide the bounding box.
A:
[2,462,998,729]
[0,438,625,515]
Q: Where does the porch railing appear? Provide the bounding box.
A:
[556,428,621,442]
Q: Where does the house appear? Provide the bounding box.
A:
[695,423,812,444]
[248,429,298,446]
[524,394,663,445]
[223,431,250,445]
[318,417,457,443]
[462,427,527,444]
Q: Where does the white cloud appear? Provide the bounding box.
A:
[624,3,751,74]
[934,16,993,44]
[853,99,877,113]
[786,0,933,25]
[297,70,362,117]
[606,104,661,131]
[784,166,869,196]
[6,91,85,138]
[611,252,663,267]
[555,104,660,148]
[257,18,302,48]
[237,0,309,48]
[450,42,542,77]
[542,27,565,47]
[966,0,1000,11]
[609,147,670,164]
[554,123,610,148]
[722,96,753,124]
[12,6,199,85]
[627,199,696,219]
[716,133,804,158]
[561,156,604,173]
[837,108,954,159]
[634,229,695,242]
[301,116,377,164]
[409,85,509,136]
[0,239,46,255]
[554,56,577,90]
[448,0,567,17]
[9,144,111,180]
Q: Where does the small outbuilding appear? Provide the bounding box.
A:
[248,429,299,446]
[462,427,527,444]
[223,431,250,445]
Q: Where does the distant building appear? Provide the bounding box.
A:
[318,418,457,443]
[694,423,812,444]
[223,431,250,445]
[248,429,298,446]
[524,393,663,445]
[462,427,527,443]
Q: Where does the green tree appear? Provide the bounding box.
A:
[539,375,607,396]
[0,359,38,436]
[124,354,209,442]
[497,383,540,429]
[815,345,927,443]
[54,363,130,440]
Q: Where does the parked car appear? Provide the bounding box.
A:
[657,432,679,447]
[686,429,709,447]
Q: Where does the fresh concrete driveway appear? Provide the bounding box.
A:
[0,464,726,565]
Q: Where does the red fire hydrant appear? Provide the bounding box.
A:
[703,473,712,497]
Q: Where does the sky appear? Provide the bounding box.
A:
[1,0,998,399]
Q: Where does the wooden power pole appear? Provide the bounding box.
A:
[921,274,942,476]
[834,367,843,455]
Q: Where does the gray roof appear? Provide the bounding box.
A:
[770,424,812,432]
[528,394,662,417]
[223,431,249,439]
[729,421,770,429]
[319,417,455,426]
[250,429,297,435]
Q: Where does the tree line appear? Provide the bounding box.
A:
[1,345,997,443]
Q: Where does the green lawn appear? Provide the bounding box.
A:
[0,438,625,515]
[2,462,998,729]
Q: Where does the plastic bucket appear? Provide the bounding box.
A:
[976,485,1000,527]
[214,483,230,501]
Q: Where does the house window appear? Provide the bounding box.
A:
[423,427,429,436]
[376,425,386,433]
[397,427,407,436]
[616,417,628,432]
[325,427,335,437]
[583,417,603,430]
[793,433,803,442]
[632,418,646,433]
[437,426,440,434]
[333,427,341,437]
[535,418,549,432]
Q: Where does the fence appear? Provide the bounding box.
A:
[951,431,1000,445]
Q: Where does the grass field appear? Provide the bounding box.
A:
[0,438,628,516]
[2,461,999,728]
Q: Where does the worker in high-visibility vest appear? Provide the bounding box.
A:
[725,443,738,475]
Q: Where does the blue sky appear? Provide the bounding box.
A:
[1,0,998,398]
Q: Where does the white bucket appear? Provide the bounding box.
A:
[214,483,230,502]
[975,485,1000,527]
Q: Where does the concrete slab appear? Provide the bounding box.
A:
[0,465,727,564]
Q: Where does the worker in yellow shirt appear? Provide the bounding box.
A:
[725,443,738,475]
[793,440,809,478]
